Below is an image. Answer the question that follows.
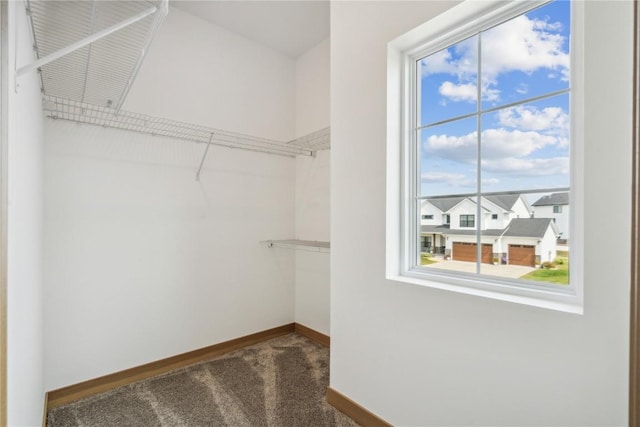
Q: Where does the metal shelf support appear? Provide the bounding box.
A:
[196,133,214,181]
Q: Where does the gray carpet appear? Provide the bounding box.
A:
[47,333,359,427]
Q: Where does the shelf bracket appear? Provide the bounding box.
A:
[17,5,159,77]
[196,133,214,181]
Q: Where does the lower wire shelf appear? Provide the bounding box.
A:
[263,239,330,253]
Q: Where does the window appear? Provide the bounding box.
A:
[553,205,562,213]
[460,215,475,228]
[387,0,583,313]
[421,236,432,252]
[422,214,434,220]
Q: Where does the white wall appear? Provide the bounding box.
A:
[331,1,630,425]
[7,3,45,426]
[124,6,295,142]
[294,39,331,334]
[44,7,297,390]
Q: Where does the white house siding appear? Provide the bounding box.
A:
[479,197,505,229]
[539,224,559,263]
[421,201,444,226]
[483,211,504,230]
[512,197,533,219]
[534,204,570,240]
[448,198,483,231]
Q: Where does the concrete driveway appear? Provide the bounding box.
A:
[424,259,536,278]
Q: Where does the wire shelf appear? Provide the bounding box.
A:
[288,127,330,152]
[43,95,315,157]
[26,0,167,111]
[28,0,330,159]
[263,239,330,253]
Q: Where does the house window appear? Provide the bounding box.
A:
[460,215,475,227]
[387,0,583,313]
[553,205,562,213]
[422,214,434,220]
[443,214,450,224]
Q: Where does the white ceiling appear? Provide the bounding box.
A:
[170,1,329,58]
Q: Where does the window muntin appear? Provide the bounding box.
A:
[413,0,571,287]
[460,214,475,227]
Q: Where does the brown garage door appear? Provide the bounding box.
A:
[509,244,535,266]
[452,242,492,263]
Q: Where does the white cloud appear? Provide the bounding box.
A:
[439,81,476,103]
[482,157,569,176]
[481,15,569,83]
[422,13,569,103]
[422,172,474,188]
[497,105,569,134]
[421,171,500,188]
[421,38,476,77]
[425,128,559,163]
[438,81,500,103]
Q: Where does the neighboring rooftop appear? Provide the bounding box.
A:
[532,192,569,207]
[425,194,523,213]
[424,196,465,212]
[501,218,557,238]
[484,194,521,211]
[421,218,557,239]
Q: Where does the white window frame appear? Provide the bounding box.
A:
[386,0,584,314]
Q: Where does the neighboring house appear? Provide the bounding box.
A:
[421,194,559,266]
[532,192,570,241]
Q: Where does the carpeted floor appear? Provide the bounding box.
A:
[46,333,359,427]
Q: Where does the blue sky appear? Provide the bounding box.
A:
[418,0,571,197]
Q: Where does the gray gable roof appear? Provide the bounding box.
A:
[484,194,520,211]
[532,192,569,207]
[501,218,556,238]
[425,196,465,212]
[421,218,556,239]
[426,194,523,213]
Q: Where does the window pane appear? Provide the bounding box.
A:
[480,1,570,111]
[479,190,570,286]
[418,35,478,127]
[479,93,570,195]
[419,116,478,197]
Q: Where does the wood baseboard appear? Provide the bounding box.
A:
[326,387,392,427]
[294,323,330,347]
[47,323,296,410]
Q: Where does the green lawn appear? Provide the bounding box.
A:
[519,257,569,285]
[421,254,438,266]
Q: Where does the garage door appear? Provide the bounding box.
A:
[452,242,492,263]
[509,244,535,266]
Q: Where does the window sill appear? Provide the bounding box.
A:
[387,270,583,314]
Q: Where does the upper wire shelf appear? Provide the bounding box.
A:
[43,95,323,158]
[26,0,168,112]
